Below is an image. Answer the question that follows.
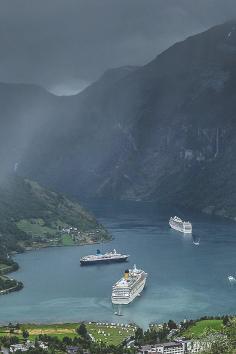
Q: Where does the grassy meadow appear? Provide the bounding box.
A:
[0,322,136,346]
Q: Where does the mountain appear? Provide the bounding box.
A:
[2,22,236,218]
[19,65,139,194]
[0,82,59,182]
[0,175,109,257]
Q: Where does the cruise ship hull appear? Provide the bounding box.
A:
[80,256,128,266]
[111,277,146,305]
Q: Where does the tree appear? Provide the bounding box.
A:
[0,335,19,347]
[76,323,88,338]
[199,329,233,354]
[134,327,144,345]
[223,318,236,346]
[9,336,19,345]
[157,325,169,343]
[143,328,158,344]
[15,323,20,330]
[62,336,73,345]
[9,327,15,335]
[223,315,230,327]
[168,320,177,330]
[22,329,29,340]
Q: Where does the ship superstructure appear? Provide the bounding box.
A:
[80,249,129,266]
[169,216,192,234]
[111,265,147,304]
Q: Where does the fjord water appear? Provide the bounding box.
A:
[0,201,236,327]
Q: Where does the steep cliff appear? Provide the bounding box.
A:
[30,22,236,217]
[2,22,236,217]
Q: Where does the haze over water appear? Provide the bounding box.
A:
[0,201,236,328]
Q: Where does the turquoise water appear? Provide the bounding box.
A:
[0,201,236,327]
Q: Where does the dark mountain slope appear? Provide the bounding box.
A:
[0,82,61,181]
[3,22,236,217]
[19,65,140,194]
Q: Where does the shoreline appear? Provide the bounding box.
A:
[0,282,23,296]
[0,315,231,333]
[0,320,135,326]
[22,236,113,252]
[1,235,113,297]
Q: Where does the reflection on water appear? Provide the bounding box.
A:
[0,201,236,327]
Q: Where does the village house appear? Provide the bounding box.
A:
[138,341,185,354]
[66,346,80,354]
[10,343,33,352]
[138,339,207,354]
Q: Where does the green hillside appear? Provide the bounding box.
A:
[182,319,223,339]
[0,175,110,257]
[0,175,110,293]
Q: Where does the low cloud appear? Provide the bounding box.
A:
[0,0,236,89]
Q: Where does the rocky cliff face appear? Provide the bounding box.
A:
[2,21,236,217]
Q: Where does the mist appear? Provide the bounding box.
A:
[0,84,60,182]
[1,0,236,197]
[0,0,236,92]
[47,79,90,96]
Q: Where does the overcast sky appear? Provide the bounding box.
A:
[0,0,236,94]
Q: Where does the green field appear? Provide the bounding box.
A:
[0,322,136,345]
[0,264,11,272]
[16,218,58,237]
[61,234,75,246]
[0,323,76,340]
[16,219,96,246]
[182,319,223,338]
[87,323,135,345]
[17,219,76,246]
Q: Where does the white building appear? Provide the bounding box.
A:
[138,340,207,354]
[10,344,28,352]
[138,342,185,354]
[10,341,36,353]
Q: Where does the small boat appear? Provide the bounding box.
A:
[228,275,236,283]
[193,240,200,246]
[114,312,123,316]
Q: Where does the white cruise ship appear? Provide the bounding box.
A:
[111,265,147,305]
[169,216,192,234]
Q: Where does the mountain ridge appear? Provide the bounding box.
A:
[2,21,236,218]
